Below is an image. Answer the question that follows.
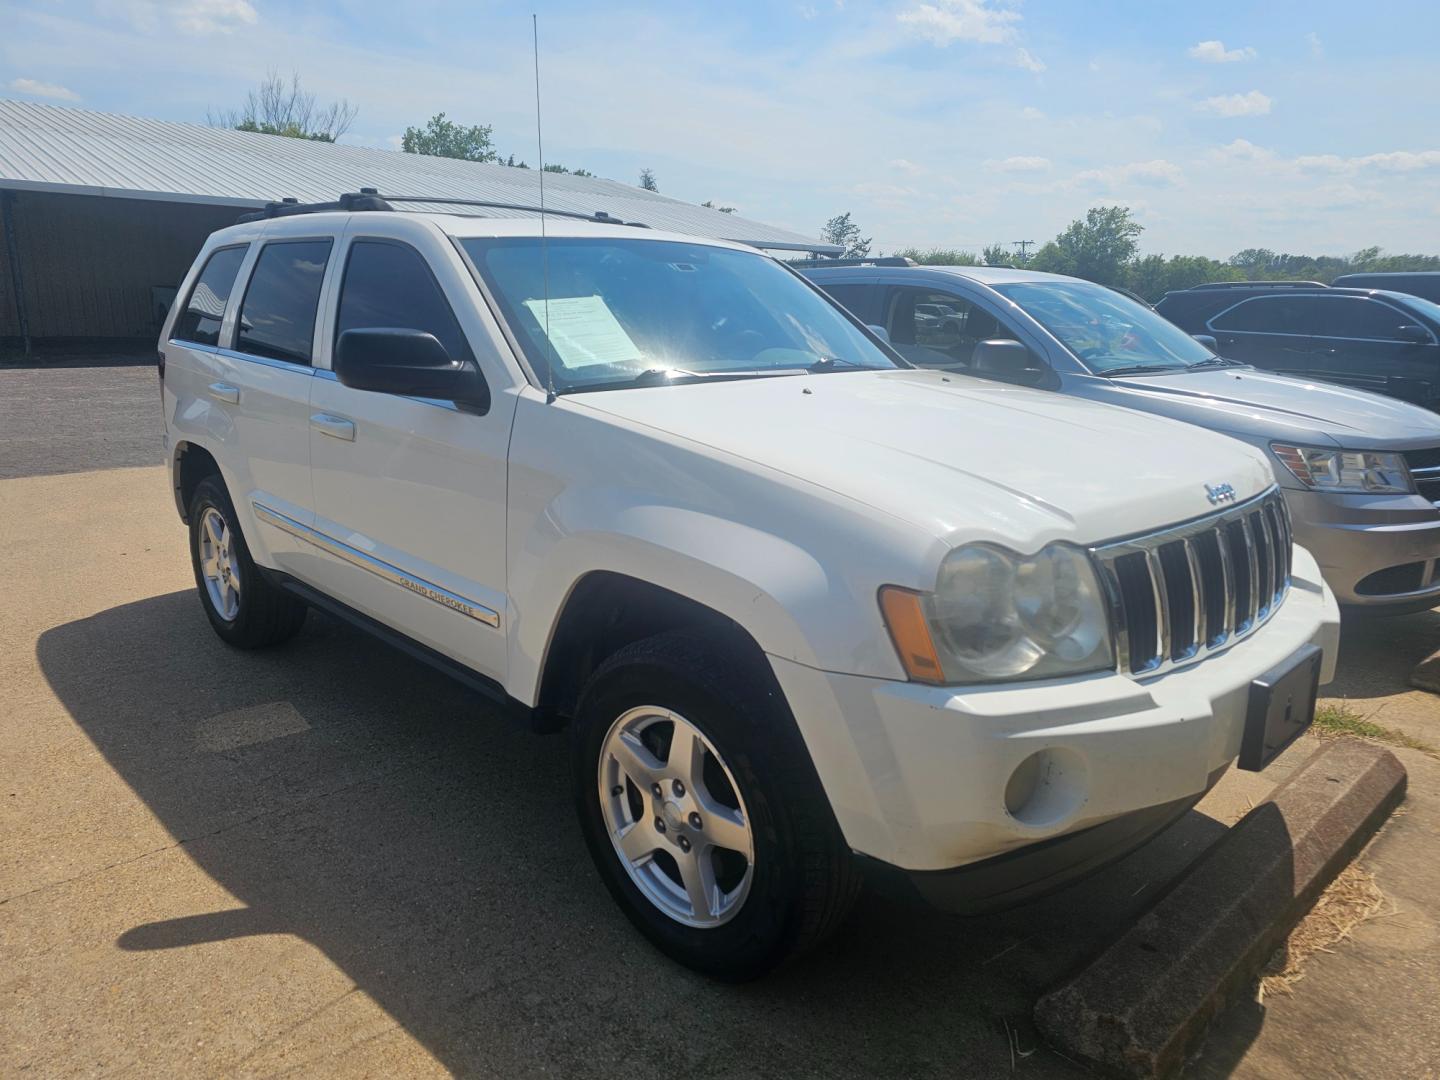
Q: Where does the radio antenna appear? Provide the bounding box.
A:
[533,13,557,403]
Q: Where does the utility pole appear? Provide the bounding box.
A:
[1012,240,1034,263]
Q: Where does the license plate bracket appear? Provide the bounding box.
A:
[1239,643,1323,772]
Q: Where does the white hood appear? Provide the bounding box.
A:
[573,369,1276,548]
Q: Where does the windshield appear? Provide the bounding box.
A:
[462,237,900,392]
[1398,294,1440,328]
[993,280,1217,374]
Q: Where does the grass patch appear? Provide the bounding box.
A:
[1314,703,1438,756]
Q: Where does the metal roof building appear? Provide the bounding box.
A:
[0,100,837,354]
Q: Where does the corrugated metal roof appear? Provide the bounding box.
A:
[0,100,839,254]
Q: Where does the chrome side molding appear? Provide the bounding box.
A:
[252,501,501,628]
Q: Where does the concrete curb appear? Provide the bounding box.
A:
[1033,740,1407,1079]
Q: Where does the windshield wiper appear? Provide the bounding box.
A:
[809,356,876,372]
[584,366,808,392]
[1186,356,1245,370]
[1099,364,1188,378]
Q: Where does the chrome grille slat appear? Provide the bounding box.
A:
[1182,537,1205,657]
[1090,489,1292,678]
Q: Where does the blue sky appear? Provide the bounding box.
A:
[5,0,1439,258]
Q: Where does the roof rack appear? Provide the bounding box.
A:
[1190,280,1329,290]
[237,189,652,228]
[785,256,918,269]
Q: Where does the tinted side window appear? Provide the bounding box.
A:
[886,288,1020,369]
[1210,296,1330,335]
[174,246,247,347]
[816,283,874,323]
[335,240,473,362]
[1322,297,1414,340]
[235,239,333,365]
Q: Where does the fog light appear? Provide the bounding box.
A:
[1003,748,1087,827]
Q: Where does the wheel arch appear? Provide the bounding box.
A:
[533,571,773,728]
[172,440,224,523]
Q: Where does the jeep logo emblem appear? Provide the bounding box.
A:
[1205,482,1237,505]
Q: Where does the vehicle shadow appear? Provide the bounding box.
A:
[1326,607,1440,703]
[38,591,1245,1078]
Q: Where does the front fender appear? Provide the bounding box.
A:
[508,494,897,706]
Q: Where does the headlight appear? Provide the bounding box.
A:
[1271,444,1411,494]
[879,543,1114,685]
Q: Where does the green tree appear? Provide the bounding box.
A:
[1126,254,1242,301]
[890,247,981,265]
[1028,205,1144,286]
[210,70,356,142]
[821,212,872,258]
[981,243,1013,267]
[401,113,497,161]
[639,168,659,191]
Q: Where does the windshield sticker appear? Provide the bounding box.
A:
[522,295,641,369]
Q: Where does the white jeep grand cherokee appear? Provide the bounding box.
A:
[160,195,1339,979]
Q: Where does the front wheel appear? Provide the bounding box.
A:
[572,630,859,980]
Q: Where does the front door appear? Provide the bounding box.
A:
[1313,295,1440,407]
[304,236,513,681]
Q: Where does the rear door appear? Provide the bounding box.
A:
[205,234,332,575]
[304,227,513,680]
[1206,295,1333,376]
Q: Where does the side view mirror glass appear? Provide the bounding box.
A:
[970,338,1047,387]
[1395,324,1430,345]
[867,324,891,344]
[1191,333,1220,352]
[335,328,489,412]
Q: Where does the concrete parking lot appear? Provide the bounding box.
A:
[4,362,1440,1077]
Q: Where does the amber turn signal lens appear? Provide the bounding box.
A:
[878,586,945,684]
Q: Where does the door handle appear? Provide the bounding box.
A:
[208,382,240,404]
[310,413,356,441]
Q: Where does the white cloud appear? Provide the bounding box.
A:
[985,155,1052,173]
[1073,159,1183,189]
[1197,90,1272,117]
[1306,32,1324,59]
[1295,150,1440,174]
[1020,106,1044,120]
[1211,138,1274,162]
[1013,47,1045,73]
[1187,40,1256,63]
[889,158,926,175]
[172,0,256,34]
[898,0,1020,45]
[108,0,257,35]
[8,78,80,101]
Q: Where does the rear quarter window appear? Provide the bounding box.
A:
[173,245,247,347]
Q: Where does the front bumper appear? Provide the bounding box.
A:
[1286,488,1440,610]
[768,545,1339,879]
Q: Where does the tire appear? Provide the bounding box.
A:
[572,629,860,980]
[188,475,307,648]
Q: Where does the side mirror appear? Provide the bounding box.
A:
[1191,333,1220,352]
[335,328,489,412]
[970,338,1047,386]
[1396,324,1430,345]
[867,324,891,344]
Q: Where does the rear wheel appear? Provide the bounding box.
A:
[188,476,307,648]
[573,630,859,979]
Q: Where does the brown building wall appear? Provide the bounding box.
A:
[0,190,240,344]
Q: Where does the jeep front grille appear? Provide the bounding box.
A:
[1090,489,1292,676]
